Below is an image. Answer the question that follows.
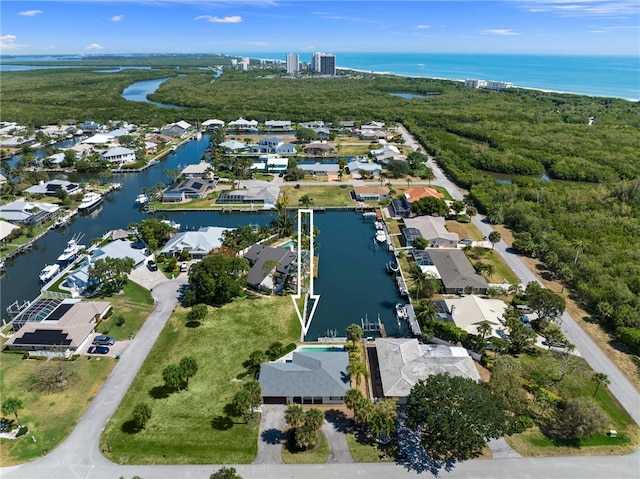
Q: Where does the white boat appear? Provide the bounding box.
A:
[78,192,103,211]
[39,264,61,283]
[375,230,386,243]
[111,182,123,190]
[161,219,180,231]
[375,221,385,230]
[53,215,71,228]
[395,303,409,321]
[386,260,399,274]
[195,132,202,140]
[135,194,149,205]
[57,234,84,263]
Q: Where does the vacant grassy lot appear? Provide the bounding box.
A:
[94,280,154,341]
[0,354,114,465]
[505,349,639,456]
[282,184,356,207]
[101,295,300,464]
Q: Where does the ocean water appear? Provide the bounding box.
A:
[240,52,640,101]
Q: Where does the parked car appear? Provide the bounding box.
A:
[180,261,189,272]
[458,238,474,245]
[88,345,110,354]
[93,335,115,345]
[542,339,566,348]
[147,260,158,271]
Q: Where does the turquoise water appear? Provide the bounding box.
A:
[237,52,640,101]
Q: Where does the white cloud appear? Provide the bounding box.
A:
[416,24,431,29]
[312,11,376,24]
[513,0,639,18]
[195,15,242,23]
[18,10,43,17]
[0,35,19,50]
[111,15,124,22]
[481,29,519,35]
[85,43,104,51]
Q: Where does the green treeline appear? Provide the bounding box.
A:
[1,60,639,350]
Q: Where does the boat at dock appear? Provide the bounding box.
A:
[375,230,386,243]
[161,219,180,230]
[135,193,149,205]
[53,215,71,228]
[39,263,60,283]
[78,192,103,211]
[57,233,84,263]
[375,221,385,230]
[386,260,399,274]
[396,303,409,321]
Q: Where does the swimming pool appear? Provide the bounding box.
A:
[279,240,296,249]
[298,346,344,353]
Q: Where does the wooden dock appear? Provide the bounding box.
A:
[404,303,422,336]
[313,255,319,278]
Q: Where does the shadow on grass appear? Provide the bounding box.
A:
[149,384,173,399]
[185,320,201,328]
[261,427,284,445]
[121,419,142,434]
[211,415,234,431]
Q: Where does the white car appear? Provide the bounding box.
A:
[180,262,189,272]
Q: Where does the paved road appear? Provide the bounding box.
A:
[397,124,640,426]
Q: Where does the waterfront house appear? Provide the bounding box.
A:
[79,121,100,131]
[375,338,480,402]
[217,186,280,206]
[443,295,508,339]
[0,220,20,242]
[250,155,289,174]
[359,130,389,141]
[249,137,295,155]
[219,139,248,152]
[302,142,334,156]
[159,226,230,259]
[160,120,194,137]
[0,200,60,225]
[161,178,216,202]
[352,185,390,201]
[82,133,115,145]
[259,350,351,405]
[228,117,258,132]
[25,180,81,197]
[300,121,325,129]
[100,146,136,165]
[314,127,331,140]
[44,152,65,166]
[244,244,296,293]
[371,144,400,157]
[391,186,445,218]
[264,120,292,132]
[403,216,458,247]
[361,121,385,130]
[347,160,382,177]
[202,119,225,130]
[3,298,111,353]
[422,248,489,294]
[180,161,215,180]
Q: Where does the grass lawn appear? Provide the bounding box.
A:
[93,280,154,341]
[282,185,356,207]
[0,354,115,465]
[505,349,639,456]
[346,433,396,462]
[100,295,300,464]
[281,429,329,464]
[465,247,520,285]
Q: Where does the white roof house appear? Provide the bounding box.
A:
[371,144,400,157]
[376,338,480,401]
[202,119,225,129]
[403,216,459,248]
[82,133,114,145]
[159,226,231,259]
[219,139,248,152]
[180,162,214,179]
[0,200,60,224]
[443,295,508,339]
[228,117,258,130]
[0,220,20,241]
[100,147,136,165]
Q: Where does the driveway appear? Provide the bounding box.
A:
[322,410,354,463]
[254,405,285,464]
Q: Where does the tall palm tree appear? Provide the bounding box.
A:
[348,361,369,387]
[572,239,585,264]
[488,231,501,250]
[408,263,427,299]
[591,372,610,398]
[417,300,438,325]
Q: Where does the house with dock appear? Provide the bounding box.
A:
[217,186,280,206]
[375,338,480,402]
[402,216,458,248]
[100,146,136,165]
[160,120,194,137]
[159,226,230,259]
[244,244,296,293]
[0,200,60,226]
[352,186,390,201]
[25,180,81,197]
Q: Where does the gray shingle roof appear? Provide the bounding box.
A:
[260,351,351,397]
[244,244,296,287]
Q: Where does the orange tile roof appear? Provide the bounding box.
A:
[403,187,444,203]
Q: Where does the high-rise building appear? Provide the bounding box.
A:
[312,52,336,75]
[286,53,299,75]
[237,57,250,71]
[320,54,336,76]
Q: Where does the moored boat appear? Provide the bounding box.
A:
[78,192,103,211]
[57,233,84,263]
[395,303,409,321]
[386,260,399,274]
[375,230,386,243]
[39,263,61,283]
[53,215,71,228]
[135,194,149,205]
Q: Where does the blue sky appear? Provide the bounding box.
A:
[1,1,638,56]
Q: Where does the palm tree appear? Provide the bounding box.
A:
[348,360,369,387]
[416,300,438,325]
[2,397,23,427]
[285,404,305,429]
[298,194,314,208]
[591,372,610,398]
[476,321,493,340]
[572,239,585,264]
[488,231,501,250]
[408,263,427,299]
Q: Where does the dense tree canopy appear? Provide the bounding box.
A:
[406,374,507,462]
[185,254,249,306]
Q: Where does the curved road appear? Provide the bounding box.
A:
[2,129,639,477]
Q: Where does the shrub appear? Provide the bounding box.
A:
[508,415,535,434]
[115,316,126,327]
[616,327,640,354]
[16,426,28,437]
[457,214,470,223]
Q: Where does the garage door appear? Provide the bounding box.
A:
[263,396,286,404]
